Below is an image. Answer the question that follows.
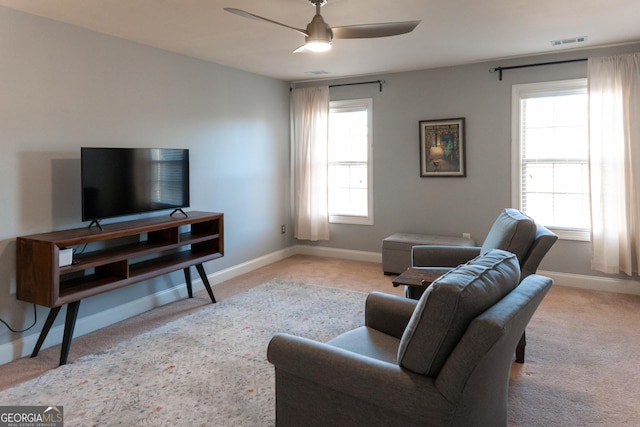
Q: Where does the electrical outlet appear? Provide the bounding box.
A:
[281,225,286,234]
[462,232,471,239]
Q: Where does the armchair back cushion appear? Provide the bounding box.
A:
[398,249,521,376]
[480,208,537,263]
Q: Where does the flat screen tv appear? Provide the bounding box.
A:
[81,147,190,227]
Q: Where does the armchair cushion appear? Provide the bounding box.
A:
[327,327,400,364]
[398,249,521,376]
[364,292,418,339]
[480,208,537,262]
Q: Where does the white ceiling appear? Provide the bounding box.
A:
[1,0,639,82]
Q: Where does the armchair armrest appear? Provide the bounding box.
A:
[267,333,450,421]
[365,292,417,339]
[412,245,481,267]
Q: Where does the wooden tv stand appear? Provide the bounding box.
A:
[16,211,224,365]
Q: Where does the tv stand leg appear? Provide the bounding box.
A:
[59,301,81,366]
[31,306,62,358]
[195,264,216,303]
[183,268,194,298]
[87,220,103,231]
[170,208,188,218]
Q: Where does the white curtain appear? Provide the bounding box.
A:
[588,53,640,275]
[291,86,330,241]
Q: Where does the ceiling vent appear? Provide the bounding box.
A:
[551,36,587,46]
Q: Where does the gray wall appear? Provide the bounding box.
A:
[0,7,292,348]
[297,42,640,281]
[1,3,639,355]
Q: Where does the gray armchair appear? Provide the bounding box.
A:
[411,208,558,362]
[413,208,539,272]
[267,250,553,427]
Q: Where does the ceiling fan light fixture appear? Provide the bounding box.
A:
[302,12,333,52]
[305,40,332,52]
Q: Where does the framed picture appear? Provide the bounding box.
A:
[419,118,466,177]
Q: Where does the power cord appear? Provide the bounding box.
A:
[0,304,37,333]
[2,243,83,333]
[1,245,84,334]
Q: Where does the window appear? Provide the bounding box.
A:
[512,79,589,240]
[328,98,373,225]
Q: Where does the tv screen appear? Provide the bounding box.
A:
[81,147,190,222]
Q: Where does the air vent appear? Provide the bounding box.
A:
[551,36,587,46]
[305,70,330,75]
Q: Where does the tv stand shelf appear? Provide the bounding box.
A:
[16,211,224,365]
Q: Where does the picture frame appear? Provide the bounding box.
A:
[419,117,466,177]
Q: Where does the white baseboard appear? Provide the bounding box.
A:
[2,245,638,366]
[293,244,383,264]
[0,247,301,365]
[540,270,640,296]
[296,246,640,295]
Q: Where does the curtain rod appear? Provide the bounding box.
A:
[289,79,385,92]
[490,58,587,80]
[330,80,385,92]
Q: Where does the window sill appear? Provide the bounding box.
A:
[329,215,373,226]
[550,227,590,241]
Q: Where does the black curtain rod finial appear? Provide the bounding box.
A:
[489,67,505,80]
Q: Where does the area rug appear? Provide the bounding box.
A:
[0,280,367,426]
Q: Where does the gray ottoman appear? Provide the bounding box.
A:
[382,233,476,274]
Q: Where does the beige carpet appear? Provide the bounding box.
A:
[1,255,639,426]
[0,280,370,426]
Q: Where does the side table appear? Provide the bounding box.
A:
[392,267,451,300]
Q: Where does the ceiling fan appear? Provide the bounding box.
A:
[224,0,421,53]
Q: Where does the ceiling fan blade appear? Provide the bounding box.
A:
[331,20,421,39]
[293,44,309,54]
[224,8,309,37]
